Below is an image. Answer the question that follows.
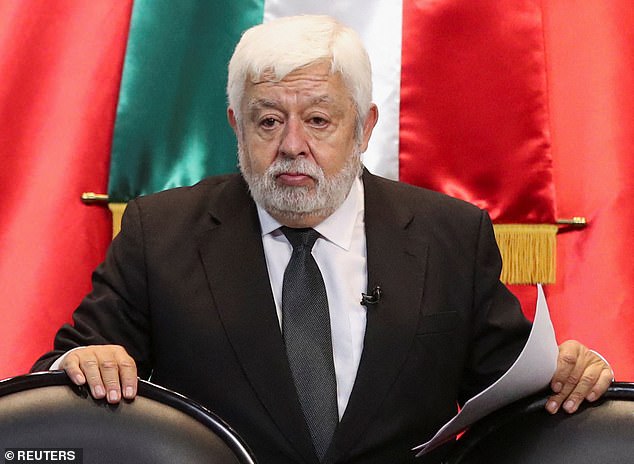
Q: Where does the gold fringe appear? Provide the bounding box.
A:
[493,224,558,285]
[108,203,127,239]
[107,203,556,284]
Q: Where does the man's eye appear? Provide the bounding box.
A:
[260,117,279,128]
[309,117,328,127]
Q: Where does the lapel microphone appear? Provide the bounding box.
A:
[360,286,382,305]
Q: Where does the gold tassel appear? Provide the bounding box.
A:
[493,224,558,284]
[108,203,127,239]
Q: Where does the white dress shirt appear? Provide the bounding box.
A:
[256,177,368,419]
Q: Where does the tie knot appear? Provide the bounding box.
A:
[281,226,320,250]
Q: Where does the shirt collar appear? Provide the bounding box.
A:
[256,176,364,251]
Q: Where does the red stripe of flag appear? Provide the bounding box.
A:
[0,1,133,379]
[399,0,556,224]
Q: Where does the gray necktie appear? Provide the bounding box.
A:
[281,226,338,461]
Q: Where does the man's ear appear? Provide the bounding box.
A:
[227,107,238,133]
[358,104,379,153]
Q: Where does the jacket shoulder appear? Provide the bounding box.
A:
[365,172,486,222]
[135,174,240,205]
[123,173,249,235]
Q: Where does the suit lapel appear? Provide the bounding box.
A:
[197,176,318,464]
[327,172,429,462]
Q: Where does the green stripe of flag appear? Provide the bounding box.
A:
[108,0,264,201]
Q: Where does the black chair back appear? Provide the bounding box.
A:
[447,382,634,464]
[0,371,256,463]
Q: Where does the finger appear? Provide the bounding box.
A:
[98,355,124,404]
[585,360,614,402]
[77,351,108,400]
[549,340,580,394]
[558,363,601,414]
[115,350,138,400]
[59,352,87,386]
[546,343,586,413]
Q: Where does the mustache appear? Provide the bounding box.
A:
[265,157,324,180]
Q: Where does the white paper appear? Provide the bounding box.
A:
[414,284,558,456]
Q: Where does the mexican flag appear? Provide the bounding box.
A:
[2,0,633,380]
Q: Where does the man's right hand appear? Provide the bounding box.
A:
[59,345,138,404]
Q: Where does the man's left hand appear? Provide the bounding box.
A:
[546,340,613,414]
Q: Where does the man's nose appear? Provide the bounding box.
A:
[279,118,309,158]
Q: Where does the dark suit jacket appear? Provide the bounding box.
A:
[34,170,530,464]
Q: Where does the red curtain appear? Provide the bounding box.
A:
[541,0,634,379]
[400,0,556,224]
[0,1,132,379]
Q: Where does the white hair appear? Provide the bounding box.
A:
[227,15,373,130]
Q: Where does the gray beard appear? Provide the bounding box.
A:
[239,147,362,224]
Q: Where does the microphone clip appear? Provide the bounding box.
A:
[361,286,382,305]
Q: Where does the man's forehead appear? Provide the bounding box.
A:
[242,69,352,112]
[246,94,336,111]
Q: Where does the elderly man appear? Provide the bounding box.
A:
[34,15,612,464]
